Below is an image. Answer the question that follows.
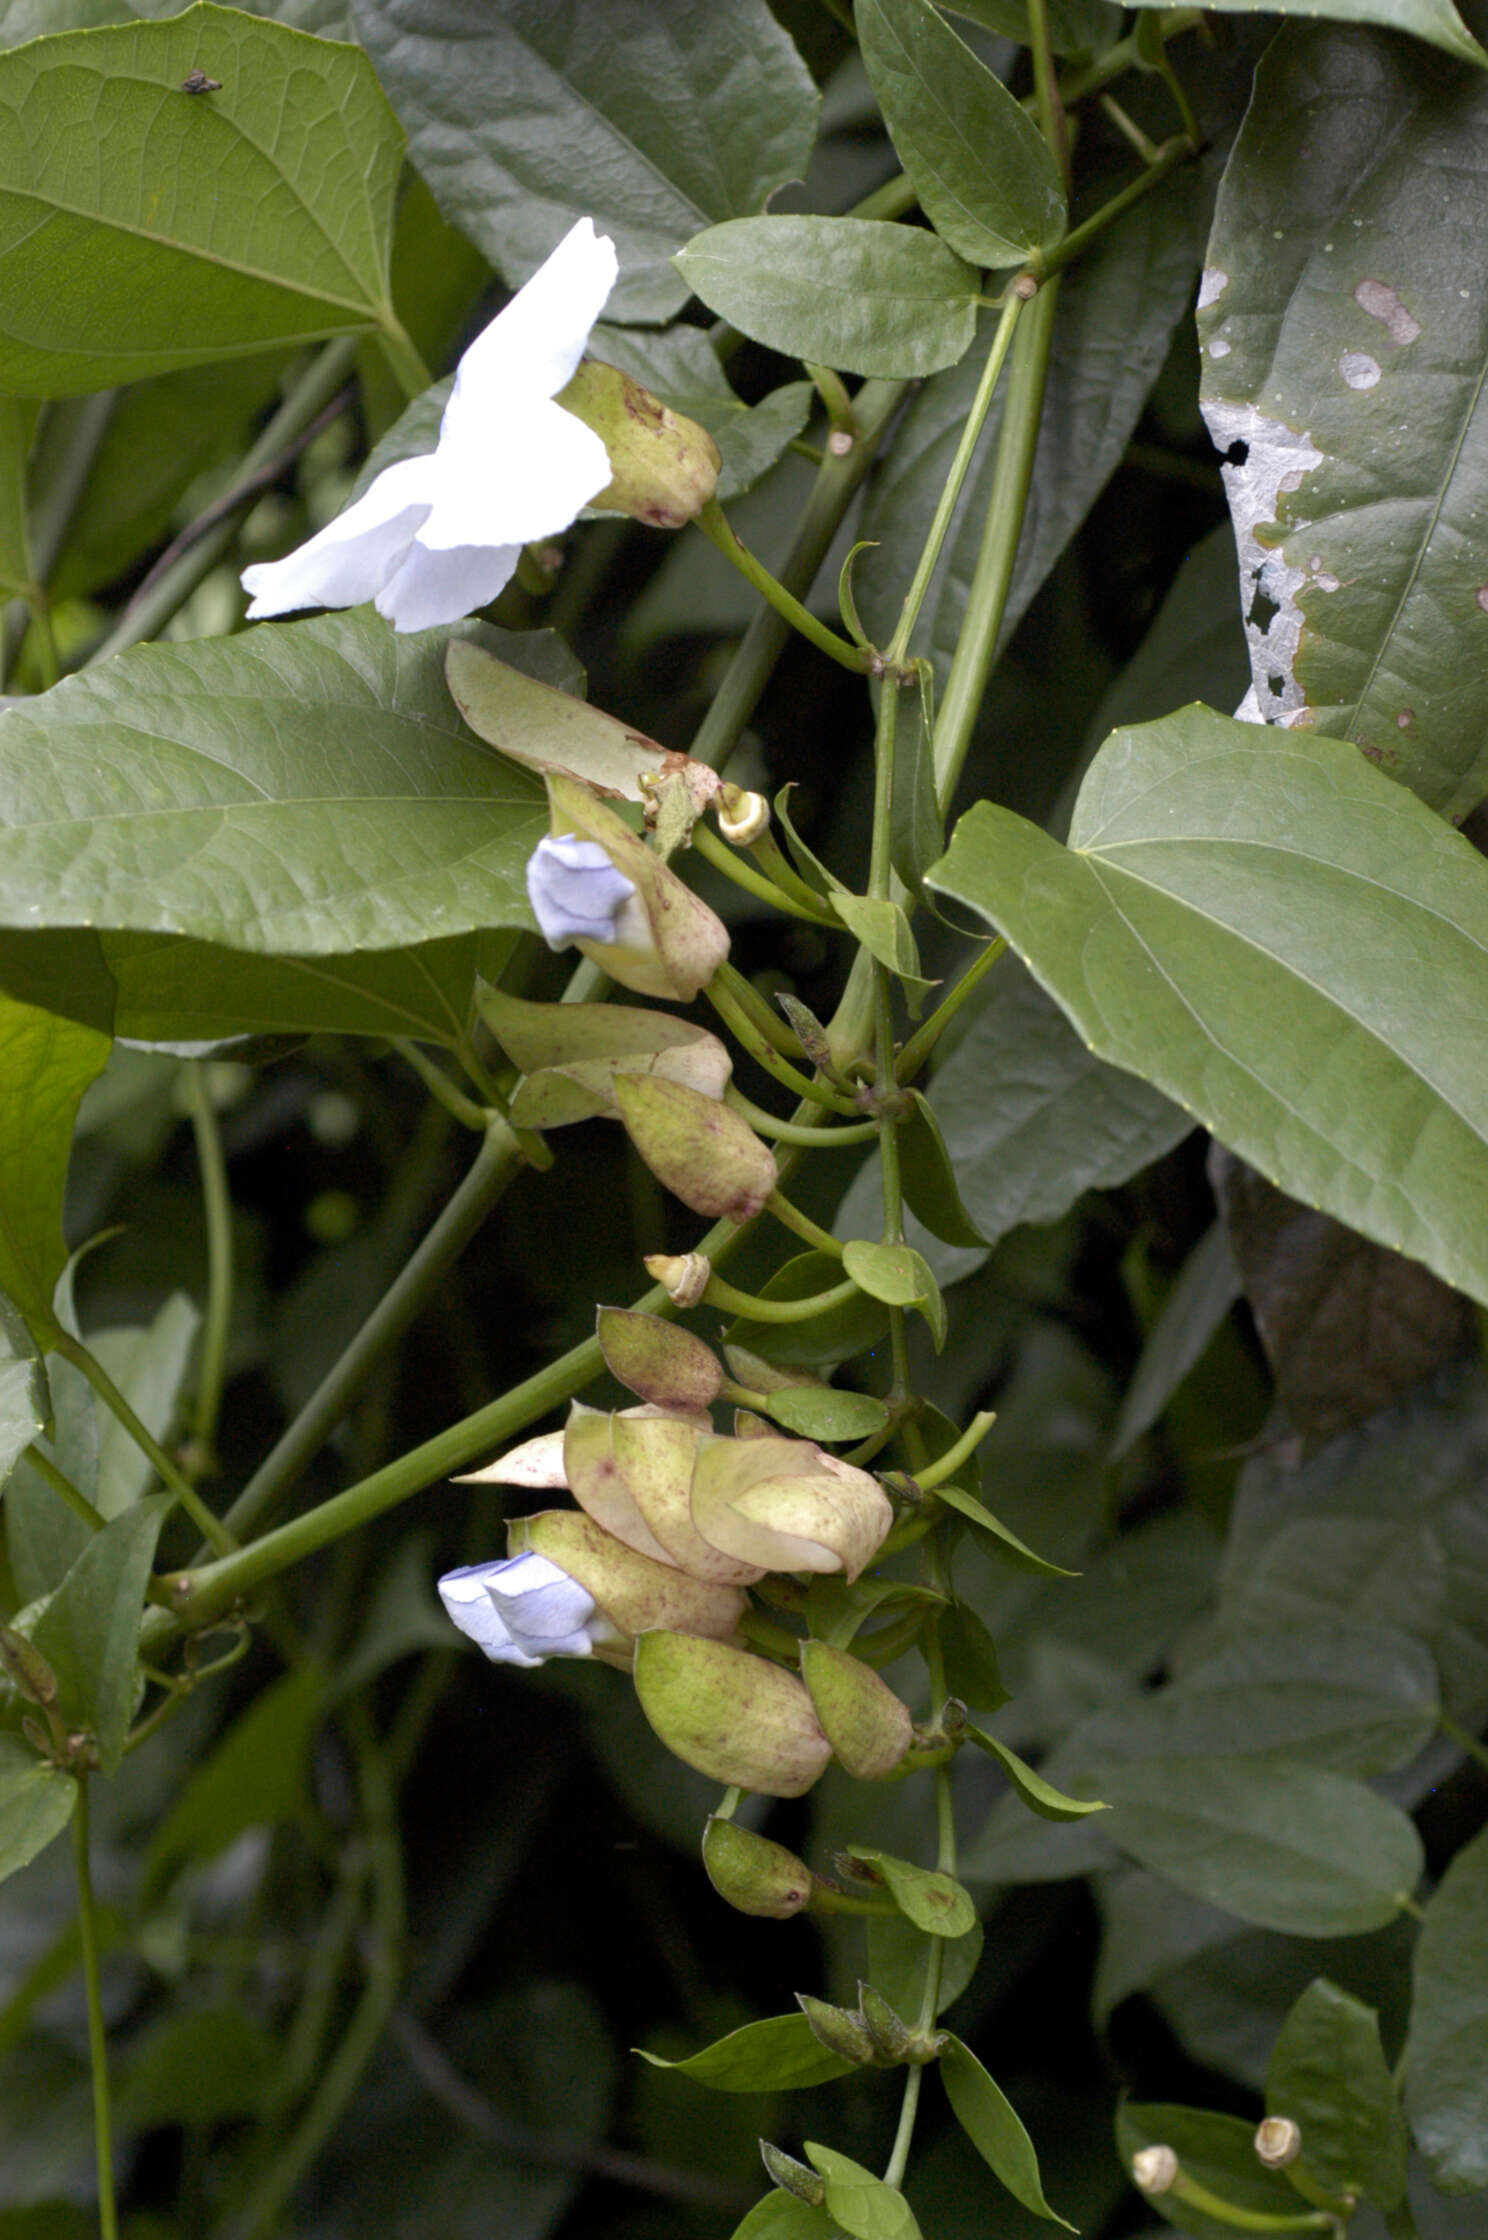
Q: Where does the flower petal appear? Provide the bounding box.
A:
[443,216,619,421]
[241,454,437,619]
[375,535,522,633]
[423,395,611,553]
[526,834,637,948]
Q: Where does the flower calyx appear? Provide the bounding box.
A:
[558,358,720,529]
[477,983,732,1130]
[760,2141,826,2207]
[632,1630,832,1796]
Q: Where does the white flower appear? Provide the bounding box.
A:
[437,1550,622,1667]
[241,218,619,634]
[525,834,640,949]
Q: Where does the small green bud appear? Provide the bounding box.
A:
[632,1632,832,1797]
[760,2141,826,2205]
[0,1625,58,1708]
[702,1817,813,1918]
[800,1640,913,1779]
[857,1982,915,2063]
[557,359,721,529]
[796,1993,878,2068]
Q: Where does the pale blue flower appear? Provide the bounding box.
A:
[525,833,639,949]
[438,1551,618,1667]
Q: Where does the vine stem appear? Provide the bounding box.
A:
[724,1088,877,1148]
[374,314,433,403]
[694,499,877,675]
[23,1441,103,1533]
[893,937,1007,1084]
[690,818,840,927]
[54,1331,236,1557]
[73,1777,119,2240]
[186,1063,234,1463]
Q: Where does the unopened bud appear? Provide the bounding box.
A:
[1255,2117,1302,2169]
[598,1307,723,1411]
[614,1072,778,1223]
[0,1626,58,1708]
[858,1983,914,2062]
[717,784,770,846]
[796,1993,877,2068]
[800,1640,913,1779]
[644,1251,711,1309]
[632,1631,832,1797]
[1132,2145,1179,2196]
[559,360,720,528]
[702,1817,813,1918]
[760,2141,826,2205]
[776,994,834,1075]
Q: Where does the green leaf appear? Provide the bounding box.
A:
[1115,2102,1307,2240]
[939,2033,1073,2225]
[896,1091,985,1251]
[119,2005,277,2129]
[0,976,112,1348]
[866,1913,983,2020]
[675,218,980,380]
[104,927,514,1050]
[858,0,1064,267]
[964,1723,1106,1822]
[889,674,944,899]
[944,0,1120,55]
[591,323,811,502]
[804,2142,923,2240]
[843,1238,945,1350]
[847,1846,976,1937]
[1267,1977,1407,2209]
[933,1480,1073,1577]
[1131,0,1484,69]
[729,2197,836,2240]
[91,1295,199,1518]
[723,1250,891,1369]
[0,6,407,395]
[144,1666,323,1896]
[829,893,932,1006]
[5,1274,97,1603]
[937,1601,1007,1710]
[1092,1755,1423,1937]
[0,1736,74,1887]
[0,1349,46,1499]
[1199,23,1488,813]
[1404,1819,1488,2193]
[638,2013,856,2093]
[351,0,819,324]
[30,1496,166,1773]
[928,706,1488,1311]
[0,613,547,956]
[760,1386,890,1443]
[1110,1222,1240,1461]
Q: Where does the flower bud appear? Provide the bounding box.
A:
[512,1509,747,1662]
[857,1983,916,2063]
[597,1306,723,1412]
[800,1640,913,1779]
[562,1402,683,1566]
[1254,2117,1302,2169]
[611,1409,763,1584]
[716,784,770,846]
[632,1631,832,1796]
[557,359,720,528]
[760,2141,826,2206]
[1131,2146,1179,2196]
[702,1816,813,1918]
[690,1434,893,1581]
[645,1252,712,1308]
[613,1073,778,1223]
[438,1550,623,1668]
[0,1624,58,1707]
[478,985,731,1128]
[797,1993,879,2068]
[453,1427,567,1488]
[723,1345,822,1396]
[543,773,729,1001]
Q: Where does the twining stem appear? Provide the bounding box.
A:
[932,277,1060,810]
[186,1063,234,1463]
[222,1120,522,1545]
[73,1778,119,2240]
[53,1332,236,1557]
[690,818,840,927]
[765,1190,844,1259]
[894,937,1006,1084]
[699,1271,861,1325]
[23,1441,103,1532]
[915,1413,996,1492]
[708,972,859,1114]
[724,1088,877,1148]
[1027,0,1073,197]
[374,313,433,403]
[694,499,877,675]
[1041,135,1197,278]
[393,1039,494,1133]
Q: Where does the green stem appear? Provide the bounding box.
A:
[1439,1710,1488,1775]
[748,826,834,915]
[932,277,1059,810]
[1055,11,1202,109]
[883,1545,954,2195]
[393,1038,493,1132]
[55,1331,236,1556]
[374,314,433,402]
[186,1063,234,1463]
[894,938,1006,1083]
[1165,2170,1332,2233]
[916,1412,996,1492]
[700,1271,861,1325]
[694,499,877,674]
[765,1190,844,1259]
[690,818,839,926]
[714,958,809,1058]
[708,973,859,1114]
[28,603,58,690]
[222,1121,522,1545]
[88,336,360,665]
[1027,0,1073,195]
[724,1088,877,1148]
[1041,135,1197,278]
[23,1441,103,1532]
[73,1778,118,2240]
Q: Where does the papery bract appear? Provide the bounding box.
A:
[242,218,617,633]
[544,773,730,1001]
[632,1631,832,1797]
[690,1434,892,1580]
[437,1550,617,1667]
[510,1508,747,1661]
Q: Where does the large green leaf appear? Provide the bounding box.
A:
[0,1353,45,1500]
[1404,1820,1488,2193]
[0,613,547,956]
[1133,0,1484,68]
[1267,1978,1408,2209]
[0,1,353,40]
[0,6,407,395]
[1200,23,1488,816]
[0,967,112,1347]
[674,218,980,381]
[0,1736,74,1888]
[30,1496,166,1772]
[1091,1755,1423,1936]
[350,0,819,324]
[928,707,1488,1310]
[857,0,1064,268]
